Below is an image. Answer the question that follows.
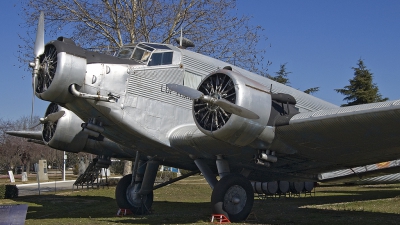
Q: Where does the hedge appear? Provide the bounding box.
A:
[0,185,19,199]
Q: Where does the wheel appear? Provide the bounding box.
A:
[129,191,153,215]
[211,174,254,222]
[115,174,134,209]
[115,174,154,214]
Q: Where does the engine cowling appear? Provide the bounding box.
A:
[35,38,86,104]
[193,70,273,147]
[42,103,88,152]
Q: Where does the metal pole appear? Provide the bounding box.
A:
[35,163,40,195]
[63,151,66,181]
[153,170,200,190]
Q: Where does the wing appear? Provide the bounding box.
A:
[169,100,400,182]
[272,99,400,176]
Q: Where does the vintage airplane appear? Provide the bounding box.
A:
[7,12,400,222]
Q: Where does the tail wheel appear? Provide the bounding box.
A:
[193,73,236,131]
[211,174,254,222]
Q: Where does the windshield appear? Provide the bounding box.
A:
[115,47,134,59]
[132,47,152,63]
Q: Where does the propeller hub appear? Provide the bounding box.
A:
[211,92,221,99]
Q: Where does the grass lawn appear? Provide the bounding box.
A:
[1,176,400,224]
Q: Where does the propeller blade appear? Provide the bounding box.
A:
[42,111,65,123]
[30,79,35,125]
[166,84,259,119]
[215,99,260,119]
[34,11,45,57]
[29,111,65,129]
[166,84,203,100]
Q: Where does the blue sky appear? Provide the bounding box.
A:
[1,1,400,120]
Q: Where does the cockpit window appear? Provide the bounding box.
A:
[115,48,134,59]
[132,47,152,63]
[148,52,173,66]
[115,43,173,65]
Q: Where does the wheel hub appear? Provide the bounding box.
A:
[223,185,247,214]
[126,184,147,207]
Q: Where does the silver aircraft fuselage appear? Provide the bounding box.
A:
[34,40,338,176]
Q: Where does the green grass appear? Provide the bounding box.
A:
[0,174,79,185]
[1,177,400,224]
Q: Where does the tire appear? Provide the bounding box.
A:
[115,174,134,209]
[211,174,254,222]
[115,174,154,214]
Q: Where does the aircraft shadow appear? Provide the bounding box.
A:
[17,194,211,224]
[251,188,400,224]
[14,187,400,224]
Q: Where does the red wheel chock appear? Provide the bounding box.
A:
[211,214,230,224]
[117,208,132,216]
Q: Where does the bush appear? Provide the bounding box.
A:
[180,169,193,175]
[0,185,18,199]
[109,161,124,175]
[72,164,79,175]
[156,171,178,182]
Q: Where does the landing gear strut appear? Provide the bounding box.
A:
[115,174,154,214]
[115,159,159,215]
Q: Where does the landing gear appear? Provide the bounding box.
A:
[211,173,254,222]
[115,174,154,214]
[195,156,254,222]
[115,156,159,215]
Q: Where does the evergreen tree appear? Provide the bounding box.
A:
[268,63,291,85]
[268,63,319,94]
[303,87,320,94]
[335,59,388,106]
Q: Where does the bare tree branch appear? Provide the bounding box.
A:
[19,0,268,73]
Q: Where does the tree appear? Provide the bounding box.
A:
[0,116,54,174]
[18,0,270,173]
[267,63,291,85]
[303,87,320,95]
[19,0,268,74]
[267,63,319,94]
[335,59,388,107]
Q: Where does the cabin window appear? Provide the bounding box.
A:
[148,52,173,66]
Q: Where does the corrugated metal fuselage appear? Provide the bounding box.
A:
[64,44,338,173]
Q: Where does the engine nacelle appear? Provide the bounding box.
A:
[193,70,272,147]
[42,103,88,152]
[35,38,86,104]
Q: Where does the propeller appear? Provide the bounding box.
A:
[166,84,259,119]
[30,111,65,129]
[34,11,45,58]
[30,11,45,126]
